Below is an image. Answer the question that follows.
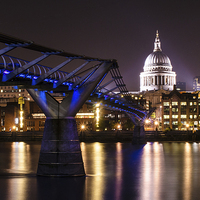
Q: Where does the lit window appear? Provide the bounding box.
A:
[172,121,178,125]
[181,102,187,105]
[193,96,196,99]
[194,102,197,105]
[194,115,197,119]
[181,115,187,118]
[190,102,193,106]
[172,115,178,118]
[163,102,169,106]
[194,121,198,125]
[172,102,178,106]
[172,108,178,112]
[164,121,169,124]
[182,121,187,125]
[189,115,193,119]
[164,115,169,119]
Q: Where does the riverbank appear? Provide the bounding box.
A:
[0,130,199,142]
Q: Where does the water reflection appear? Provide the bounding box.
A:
[140,142,164,200]
[183,143,192,200]
[8,142,31,200]
[1,142,200,200]
[91,142,105,200]
[10,142,30,172]
[115,142,122,200]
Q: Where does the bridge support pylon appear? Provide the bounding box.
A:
[37,118,85,176]
[132,124,147,145]
[27,61,112,176]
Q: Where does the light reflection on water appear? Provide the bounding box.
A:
[9,142,31,200]
[1,142,200,200]
[140,142,164,200]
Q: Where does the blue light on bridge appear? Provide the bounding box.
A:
[33,76,38,80]
[3,70,10,74]
[18,74,26,78]
[26,75,32,79]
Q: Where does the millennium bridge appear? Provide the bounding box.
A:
[0,33,152,176]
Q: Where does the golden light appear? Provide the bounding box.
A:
[19,110,24,128]
[81,125,85,130]
[154,121,159,126]
[117,124,121,130]
[186,123,189,128]
[96,103,100,107]
[145,119,150,124]
[96,103,100,129]
[12,126,16,130]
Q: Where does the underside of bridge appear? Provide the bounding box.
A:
[0,33,149,176]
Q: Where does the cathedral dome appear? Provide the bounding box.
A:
[140,31,176,92]
[143,31,172,72]
[144,51,171,67]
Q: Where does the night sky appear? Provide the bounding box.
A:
[0,0,200,91]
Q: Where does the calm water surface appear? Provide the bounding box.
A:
[0,141,200,200]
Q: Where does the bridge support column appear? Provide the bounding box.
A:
[37,118,85,176]
[132,125,146,145]
[27,62,113,176]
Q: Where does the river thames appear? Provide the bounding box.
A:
[0,141,200,200]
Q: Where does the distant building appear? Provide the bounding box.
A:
[0,97,134,132]
[0,86,32,106]
[162,88,200,131]
[140,31,176,92]
[193,76,200,91]
[176,81,186,91]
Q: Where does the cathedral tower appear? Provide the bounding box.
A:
[140,31,176,92]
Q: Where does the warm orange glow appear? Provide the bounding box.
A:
[81,125,85,130]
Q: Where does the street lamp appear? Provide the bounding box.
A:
[145,119,151,131]
[81,125,85,130]
[81,124,85,139]
[186,123,189,130]
[117,124,121,130]
[154,121,159,131]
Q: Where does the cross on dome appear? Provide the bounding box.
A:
[154,30,161,52]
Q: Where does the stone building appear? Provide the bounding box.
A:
[162,88,200,131]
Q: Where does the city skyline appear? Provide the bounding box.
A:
[0,0,200,91]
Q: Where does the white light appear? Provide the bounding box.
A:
[81,125,85,130]
[15,118,19,124]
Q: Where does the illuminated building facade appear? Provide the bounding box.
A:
[162,88,200,131]
[0,98,133,132]
[193,76,200,91]
[0,86,32,106]
[140,31,176,92]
